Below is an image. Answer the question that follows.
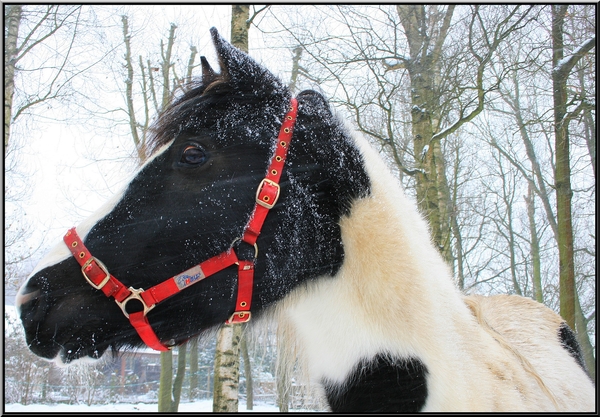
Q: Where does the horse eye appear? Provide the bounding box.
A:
[180,145,207,166]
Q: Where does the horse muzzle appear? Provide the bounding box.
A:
[16,268,111,364]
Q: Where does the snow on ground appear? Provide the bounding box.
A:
[5,400,312,413]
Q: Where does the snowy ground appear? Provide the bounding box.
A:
[4,399,308,412]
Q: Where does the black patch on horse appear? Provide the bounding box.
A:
[323,354,429,412]
[558,322,590,379]
[15,27,372,362]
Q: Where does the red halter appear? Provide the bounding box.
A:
[63,98,298,351]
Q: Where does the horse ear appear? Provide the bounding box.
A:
[297,90,333,117]
[200,56,216,86]
[209,27,284,96]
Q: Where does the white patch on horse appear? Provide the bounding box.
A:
[273,130,595,411]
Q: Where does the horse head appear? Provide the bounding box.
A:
[14,27,595,413]
[16,28,370,364]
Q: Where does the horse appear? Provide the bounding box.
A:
[16,28,594,412]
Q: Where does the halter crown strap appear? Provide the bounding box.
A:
[243,98,298,245]
[63,98,298,351]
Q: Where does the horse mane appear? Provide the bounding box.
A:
[463,296,560,409]
[145,76,229,157]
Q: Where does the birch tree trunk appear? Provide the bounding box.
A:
[213,324,242,412]
[211,6,252,412]
[212,6,270,410]
[160,23,177,109]
[288,46,303,95]
[231,5,250,52]
[4,4,21,155]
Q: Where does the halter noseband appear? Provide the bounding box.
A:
[63,98,298,351]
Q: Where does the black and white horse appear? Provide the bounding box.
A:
[16,28,594,412]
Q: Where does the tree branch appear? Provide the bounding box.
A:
[553,36,596,79]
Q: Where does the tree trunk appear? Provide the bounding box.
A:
[213,324,242,412]
[240,333,253,410]
[186,46,198,85]
[396,5,455,266]
[505,186,522,296]
[160,23,177,109]
[276,338,291,412]
[433,139,453,265]
[525,184,543,303]
[505,72,559,239]
[158,351,173,412]
[172,344,187,411]
[4,4,22,155]
[450,144,465,290]
[188,337,199,400]
[121,15,145,163]
[574,290,596,382]
[289,46,303,94]
[581,101,596,180]
[551,5,576,330]
[231,5,250,52]
[157,346,186,412]
[276,371,290,412]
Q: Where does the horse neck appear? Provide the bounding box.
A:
[275,132,473,389]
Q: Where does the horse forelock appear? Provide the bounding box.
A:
[146,78,290,158]
[146,33,289,159]
[146,79,225,156]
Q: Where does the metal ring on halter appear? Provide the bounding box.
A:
[230,237,259,261]
[115,287,156,318]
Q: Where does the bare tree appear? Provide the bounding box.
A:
[120,15,198,165]
[4,4,22,155]
[121,15,146,162]
[4,4,103,298]
[268,5,536,275]
[4,5,90,154]
[551,4,595,331]
[478,4,595,375]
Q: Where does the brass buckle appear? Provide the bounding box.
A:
[226,311,251,324]
[81,257,111,290]
[115,287,156,319]
[256,178,280,209]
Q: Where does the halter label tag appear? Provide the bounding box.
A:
[174,265,205,290]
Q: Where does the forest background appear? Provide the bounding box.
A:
[4,4,595,412]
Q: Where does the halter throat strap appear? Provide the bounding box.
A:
[63,98,298,351]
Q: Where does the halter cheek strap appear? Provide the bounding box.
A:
[63,98,298,351]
